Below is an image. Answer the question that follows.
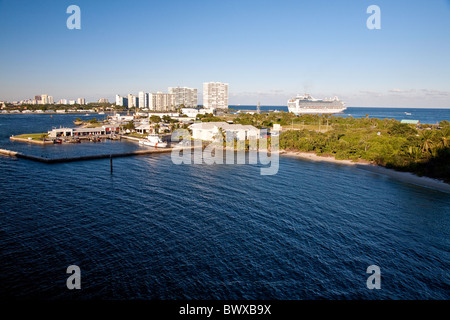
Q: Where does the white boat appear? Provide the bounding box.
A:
[288,94,346,114]
[98,112,105,115]
[405,112,412,115]
[139,134,168,148]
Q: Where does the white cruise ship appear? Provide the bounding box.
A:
[288,94,346,114]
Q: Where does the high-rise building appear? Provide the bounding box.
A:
[148,92,175,111]
[138,91,148,109]
[168,87,198,108]
[203,82,228,110]
[128,94,136,108]
[77,98,86,105]
[115,95,128,107]
[48,96,54,104]
[58,99,68,105]
[41,94,49,104]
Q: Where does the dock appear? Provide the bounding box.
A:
[0,147,174,164]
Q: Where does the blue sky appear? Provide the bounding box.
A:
[0,0,449,107]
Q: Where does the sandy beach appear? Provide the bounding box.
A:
[280,150,450,194]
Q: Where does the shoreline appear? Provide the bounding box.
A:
[280,150,450,193]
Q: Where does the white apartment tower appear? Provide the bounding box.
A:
[148,92,175,111]
[115,94,122,106]
[138,91,148,109]
[128,94,135,108]
[168,87,198,108]
[41,94,49,104]
[203,82,228,110]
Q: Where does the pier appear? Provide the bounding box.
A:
[0,147,174,164]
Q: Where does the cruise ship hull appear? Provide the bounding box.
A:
[288,107,347,115]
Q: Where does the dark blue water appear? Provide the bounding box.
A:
[230,106,450,124]
[0,114,449,299]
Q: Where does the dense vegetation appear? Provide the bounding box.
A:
[232,112,450,183]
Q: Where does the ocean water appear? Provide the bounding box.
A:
[231,106,450,124]
[0,113,449,299]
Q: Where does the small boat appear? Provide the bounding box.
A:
[139,134,168,148]
[405,112,412,115]
[98,112,105,115]
[85,113,90,116]
[53,138,62,144]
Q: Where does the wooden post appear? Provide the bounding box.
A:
[110,155,113,173]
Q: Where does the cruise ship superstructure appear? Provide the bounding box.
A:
[287,94,347,114]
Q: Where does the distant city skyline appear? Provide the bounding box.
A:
[0,0,449,107]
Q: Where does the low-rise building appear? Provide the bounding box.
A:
[48,125,120,138]
[189,122,260,141]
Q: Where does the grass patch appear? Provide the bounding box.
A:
[14,133,48,141]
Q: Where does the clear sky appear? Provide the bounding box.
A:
[0,0,449,107]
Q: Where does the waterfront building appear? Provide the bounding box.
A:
[127,94,138,108]
[135,124,153,135]
[189,122,260,141]
[168,87,198,108]
[48,125,120,138]
[115,95,128,108]
[203,82,228,110]
[41,94,48,104]
[138,91,148,109]
[128,94,134,108]
[148,92,175,112]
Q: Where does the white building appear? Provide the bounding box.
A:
[189,122,260,141]
[203,82,228,110]
[77,98,86,105]
[128,94,136,108]
[148,92,175,111]
[138,91,148,109]
[168,87,198,108]
[115,95,128,107]
[58,99,68,105]
[41,94,48,104]
[98,98,109,103]
[180,108,210,118]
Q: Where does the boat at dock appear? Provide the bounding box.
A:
[139,134,168,148]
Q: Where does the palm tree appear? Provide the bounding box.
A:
[408,146,422,161]
[421,130,434,153]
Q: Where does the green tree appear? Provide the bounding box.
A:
[150,115,162,123]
